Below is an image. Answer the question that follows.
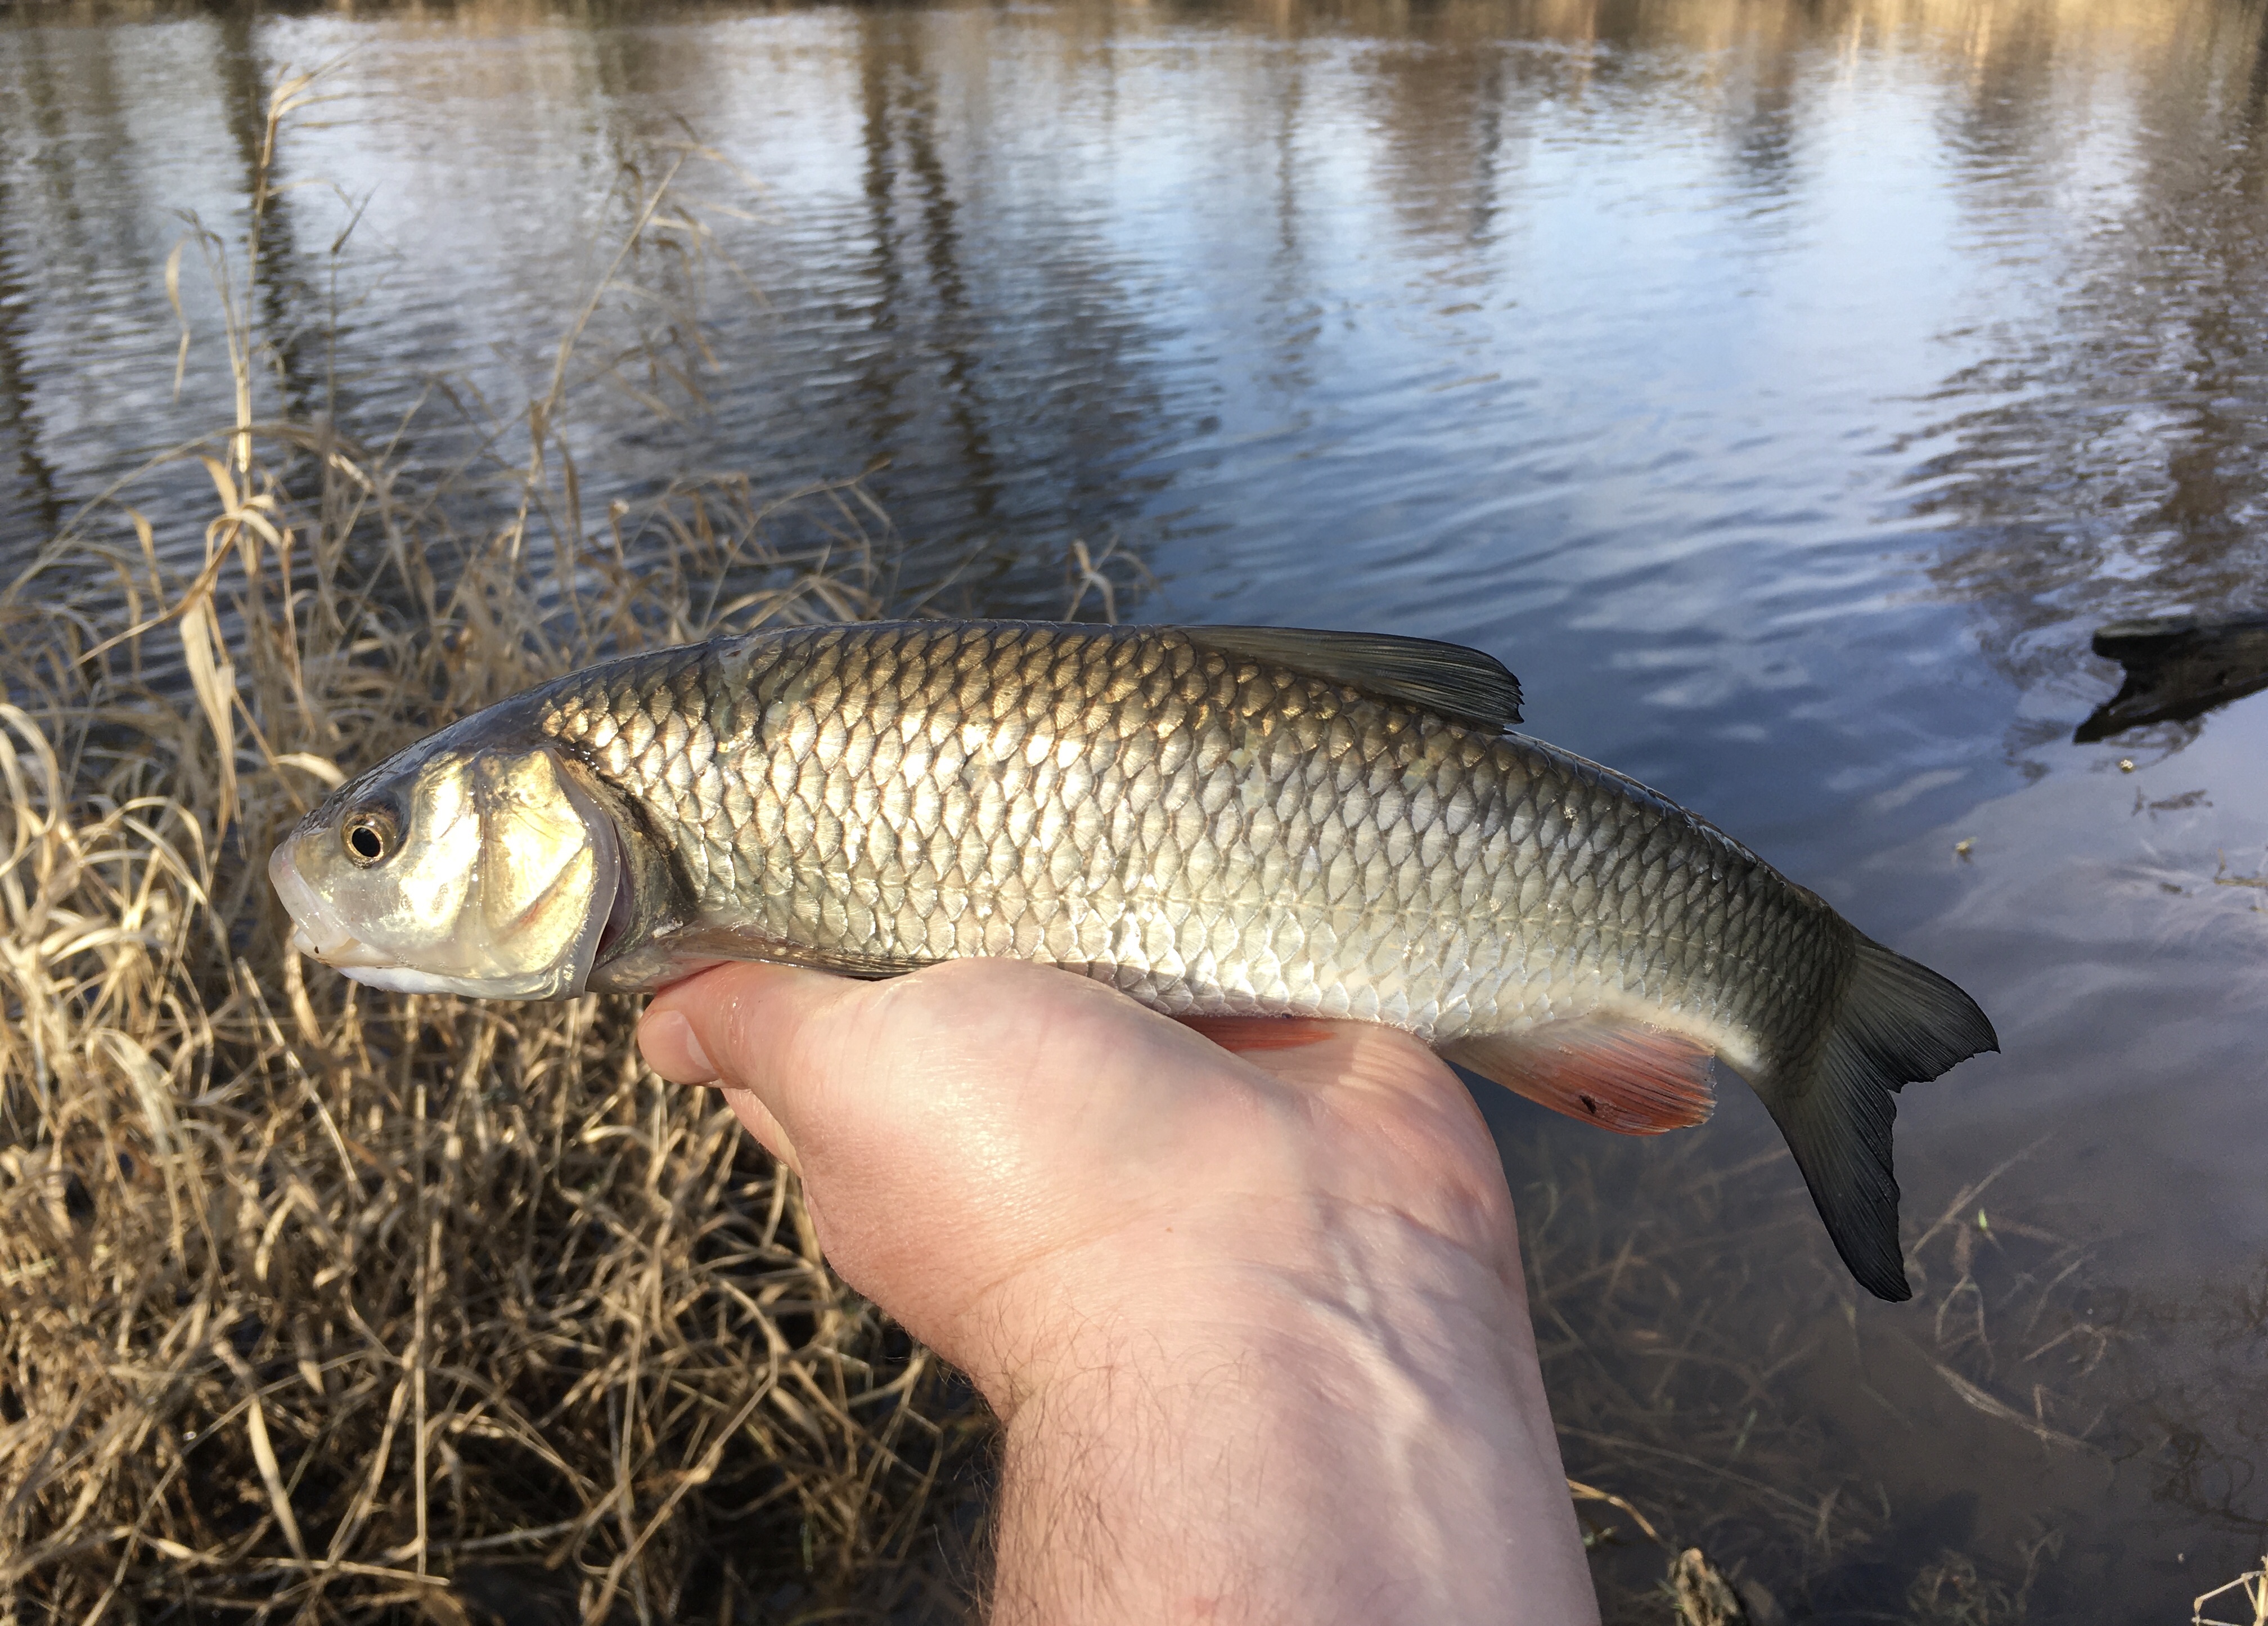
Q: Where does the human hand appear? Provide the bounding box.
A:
[639,958,1599,1625]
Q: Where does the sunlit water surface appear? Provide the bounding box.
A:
[6,1,2268,1615]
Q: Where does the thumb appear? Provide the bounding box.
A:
[638,961,868,1171]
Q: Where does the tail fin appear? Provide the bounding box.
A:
[1762,936,1998,1302]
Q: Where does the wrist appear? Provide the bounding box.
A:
[969,1193,1527,1422]
[981,1202,1591,1625]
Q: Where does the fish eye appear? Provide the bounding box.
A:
[342,808,398,868]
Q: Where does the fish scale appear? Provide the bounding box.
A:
[533,621,1810,1042]
[272,617,1996,1298]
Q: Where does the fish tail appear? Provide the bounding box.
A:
[1763,935,1999,1302]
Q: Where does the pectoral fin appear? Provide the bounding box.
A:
[1440,1019,1717,1135]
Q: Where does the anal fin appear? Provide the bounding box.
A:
[1440,1019,1717,1135]
[1181,1015,1339,1052]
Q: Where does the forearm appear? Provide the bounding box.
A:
[981,1209,1600,1626]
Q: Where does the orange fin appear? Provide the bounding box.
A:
[1439,1020,1717,1135]
[1181,1015,1339,1052]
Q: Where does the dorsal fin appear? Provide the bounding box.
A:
[1183,625,1522,731]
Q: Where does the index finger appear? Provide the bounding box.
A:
[638,956,1239,1161]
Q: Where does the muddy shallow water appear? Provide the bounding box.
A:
[5,0,2267,1615]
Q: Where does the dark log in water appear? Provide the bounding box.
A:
[2074,613,2268,742]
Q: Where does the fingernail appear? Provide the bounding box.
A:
[640,1010,717,1084]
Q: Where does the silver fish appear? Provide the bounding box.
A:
[270,620,1995,1298]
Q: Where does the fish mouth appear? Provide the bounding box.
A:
[267,843,398,972]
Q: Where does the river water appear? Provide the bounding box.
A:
[4,1,2266,1617]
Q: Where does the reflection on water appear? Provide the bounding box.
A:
[1907,0,2268,654]
[8,0,2268,1615]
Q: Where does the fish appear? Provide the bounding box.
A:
[269,619,1997,1300]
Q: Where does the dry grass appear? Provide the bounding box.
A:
[0,70,988,1626]
[2195,1559,2268,1626]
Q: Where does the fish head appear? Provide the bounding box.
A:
[268,742,623,1000]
